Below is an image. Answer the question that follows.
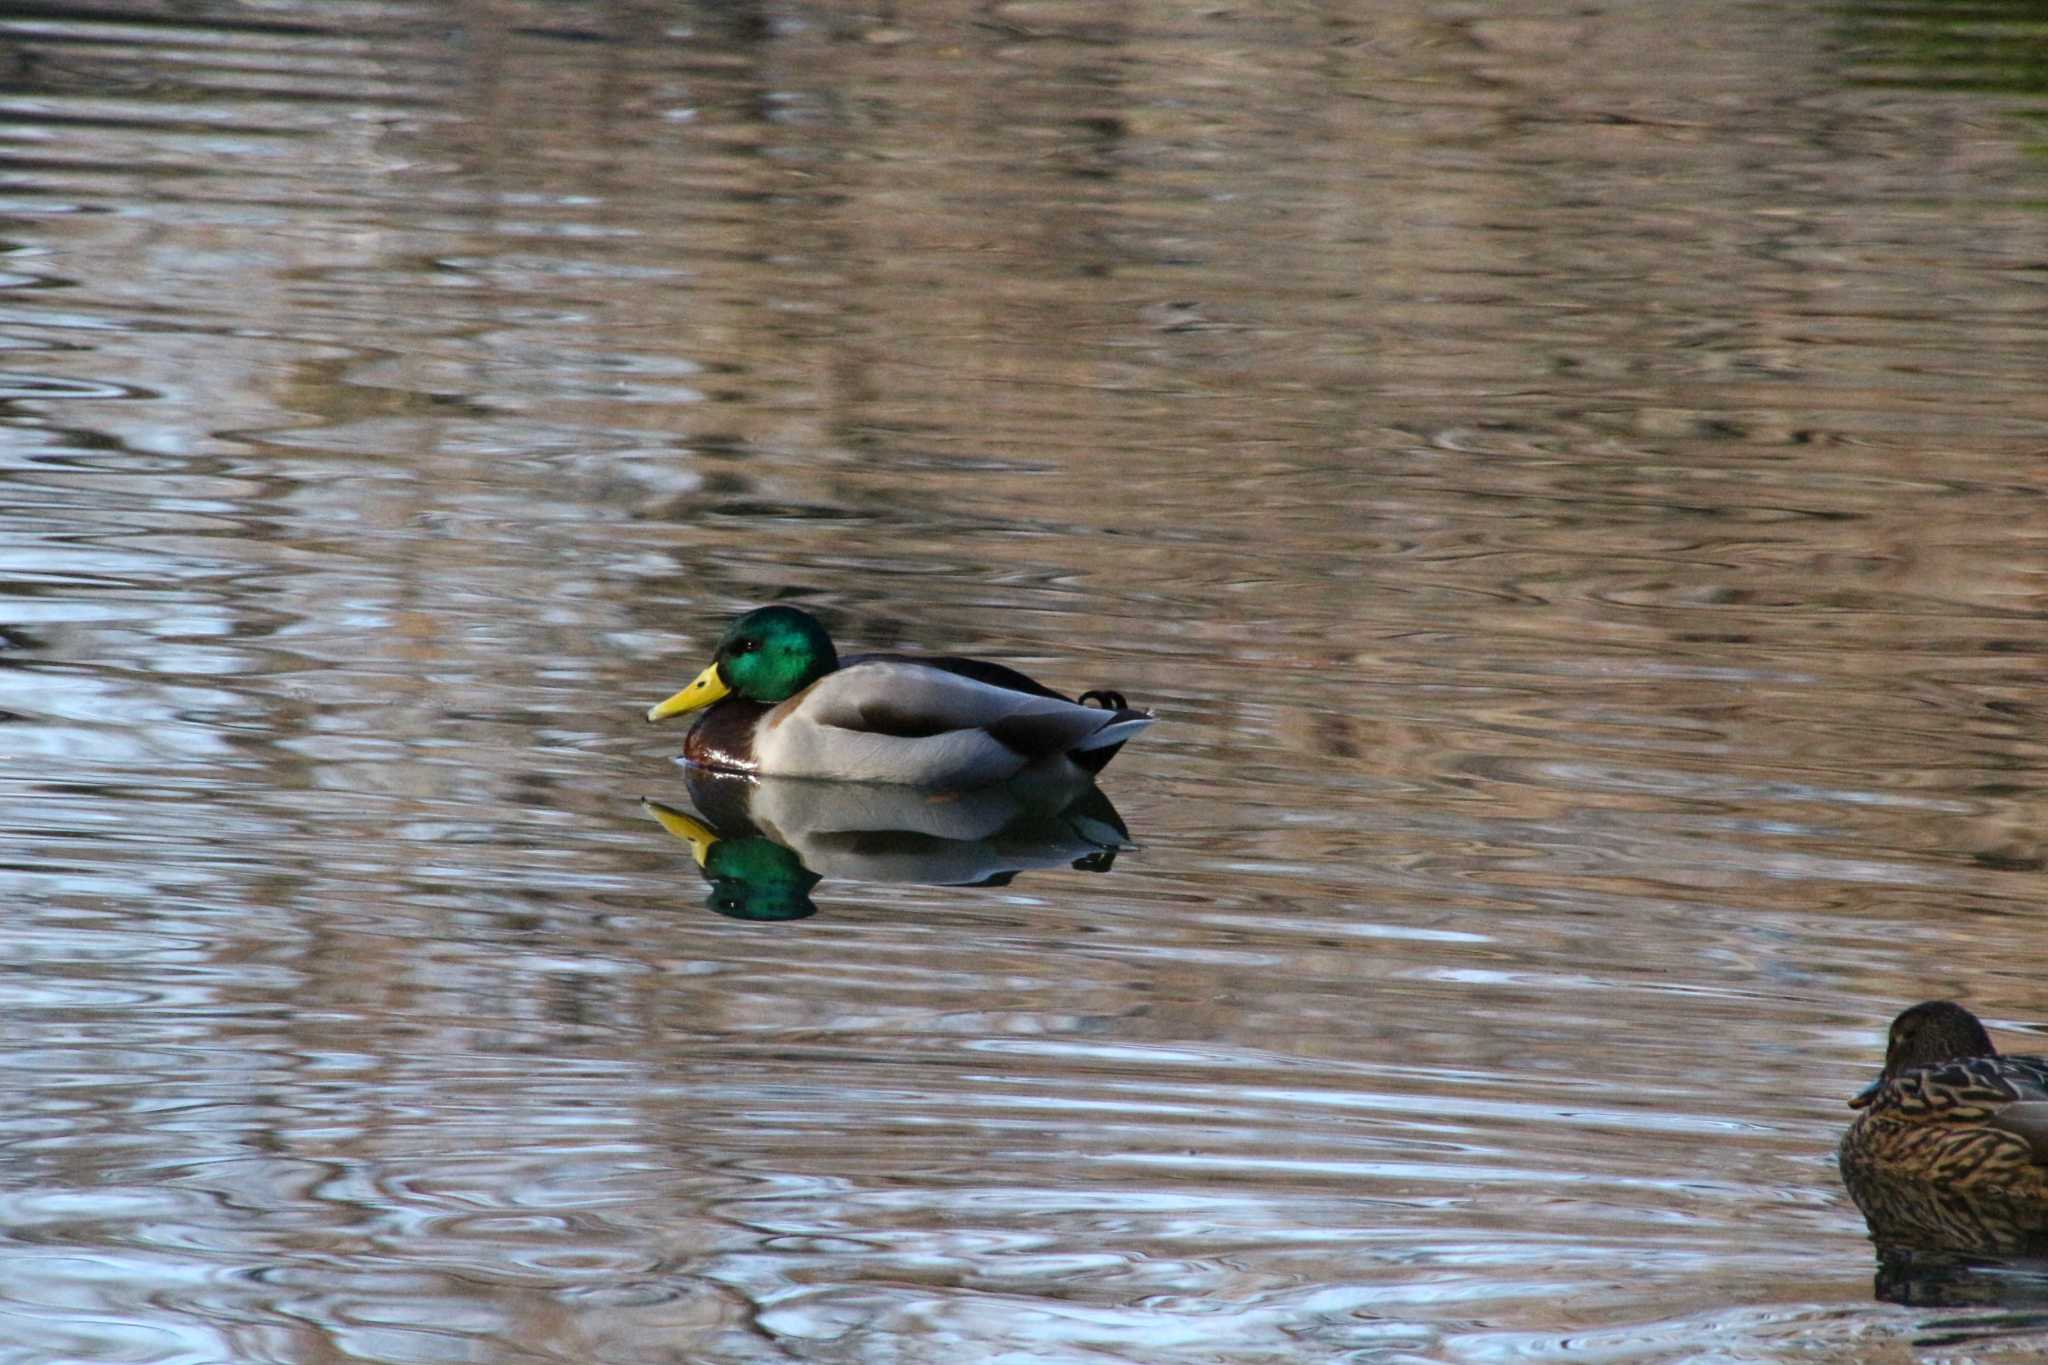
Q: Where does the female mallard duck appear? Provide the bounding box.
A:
[1840,1001,2048,1199]
[645,605,1152,787]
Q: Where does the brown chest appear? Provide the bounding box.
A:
[683,699,771,773]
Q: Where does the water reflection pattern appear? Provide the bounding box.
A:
[3,0,2048,1359]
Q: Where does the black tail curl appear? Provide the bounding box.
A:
[1078,689,1127,711]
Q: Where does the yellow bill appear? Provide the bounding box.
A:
[642,799,717,866]
[647,661,729,721]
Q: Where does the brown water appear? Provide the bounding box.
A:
[5,0,2048,1360]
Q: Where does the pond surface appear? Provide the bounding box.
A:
[5,0,2048,1360]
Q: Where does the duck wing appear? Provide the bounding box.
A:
[1986,1057,2048,1162]
[1997,1057,2048,1100]
[849,654,1151,772]
[1989,1103,2048,1163]
[848,652,1070,702]
[807,660,1142,760]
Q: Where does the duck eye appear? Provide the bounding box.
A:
[730,638,759,656]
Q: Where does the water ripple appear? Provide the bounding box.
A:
[0,0,2045,1360]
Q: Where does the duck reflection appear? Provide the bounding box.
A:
[643,768,1132,921]
[1846,1168,2048,1310]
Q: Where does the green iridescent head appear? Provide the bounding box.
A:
[648,605,840,720]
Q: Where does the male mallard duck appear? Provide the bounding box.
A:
[645,605,1153,787]
[1840,1001,2048,1199]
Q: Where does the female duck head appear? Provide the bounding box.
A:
[1883,1000,1997,1077]
[648,605,839,720]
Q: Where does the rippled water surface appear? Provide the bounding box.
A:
[6,0,2048,1360]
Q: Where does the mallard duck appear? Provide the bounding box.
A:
[1840,1001,2048,1199]
[645,605,1153,787]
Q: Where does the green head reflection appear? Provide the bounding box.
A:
[644,798,820,921]
[702,836,820,921]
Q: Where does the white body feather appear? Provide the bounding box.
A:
[749,660,1151,787]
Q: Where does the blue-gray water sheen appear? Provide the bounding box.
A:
[3,0,2048,1360]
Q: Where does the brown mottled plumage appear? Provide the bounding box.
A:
[1844,1162,2048,1259]
[1840,1001,2048,1200]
